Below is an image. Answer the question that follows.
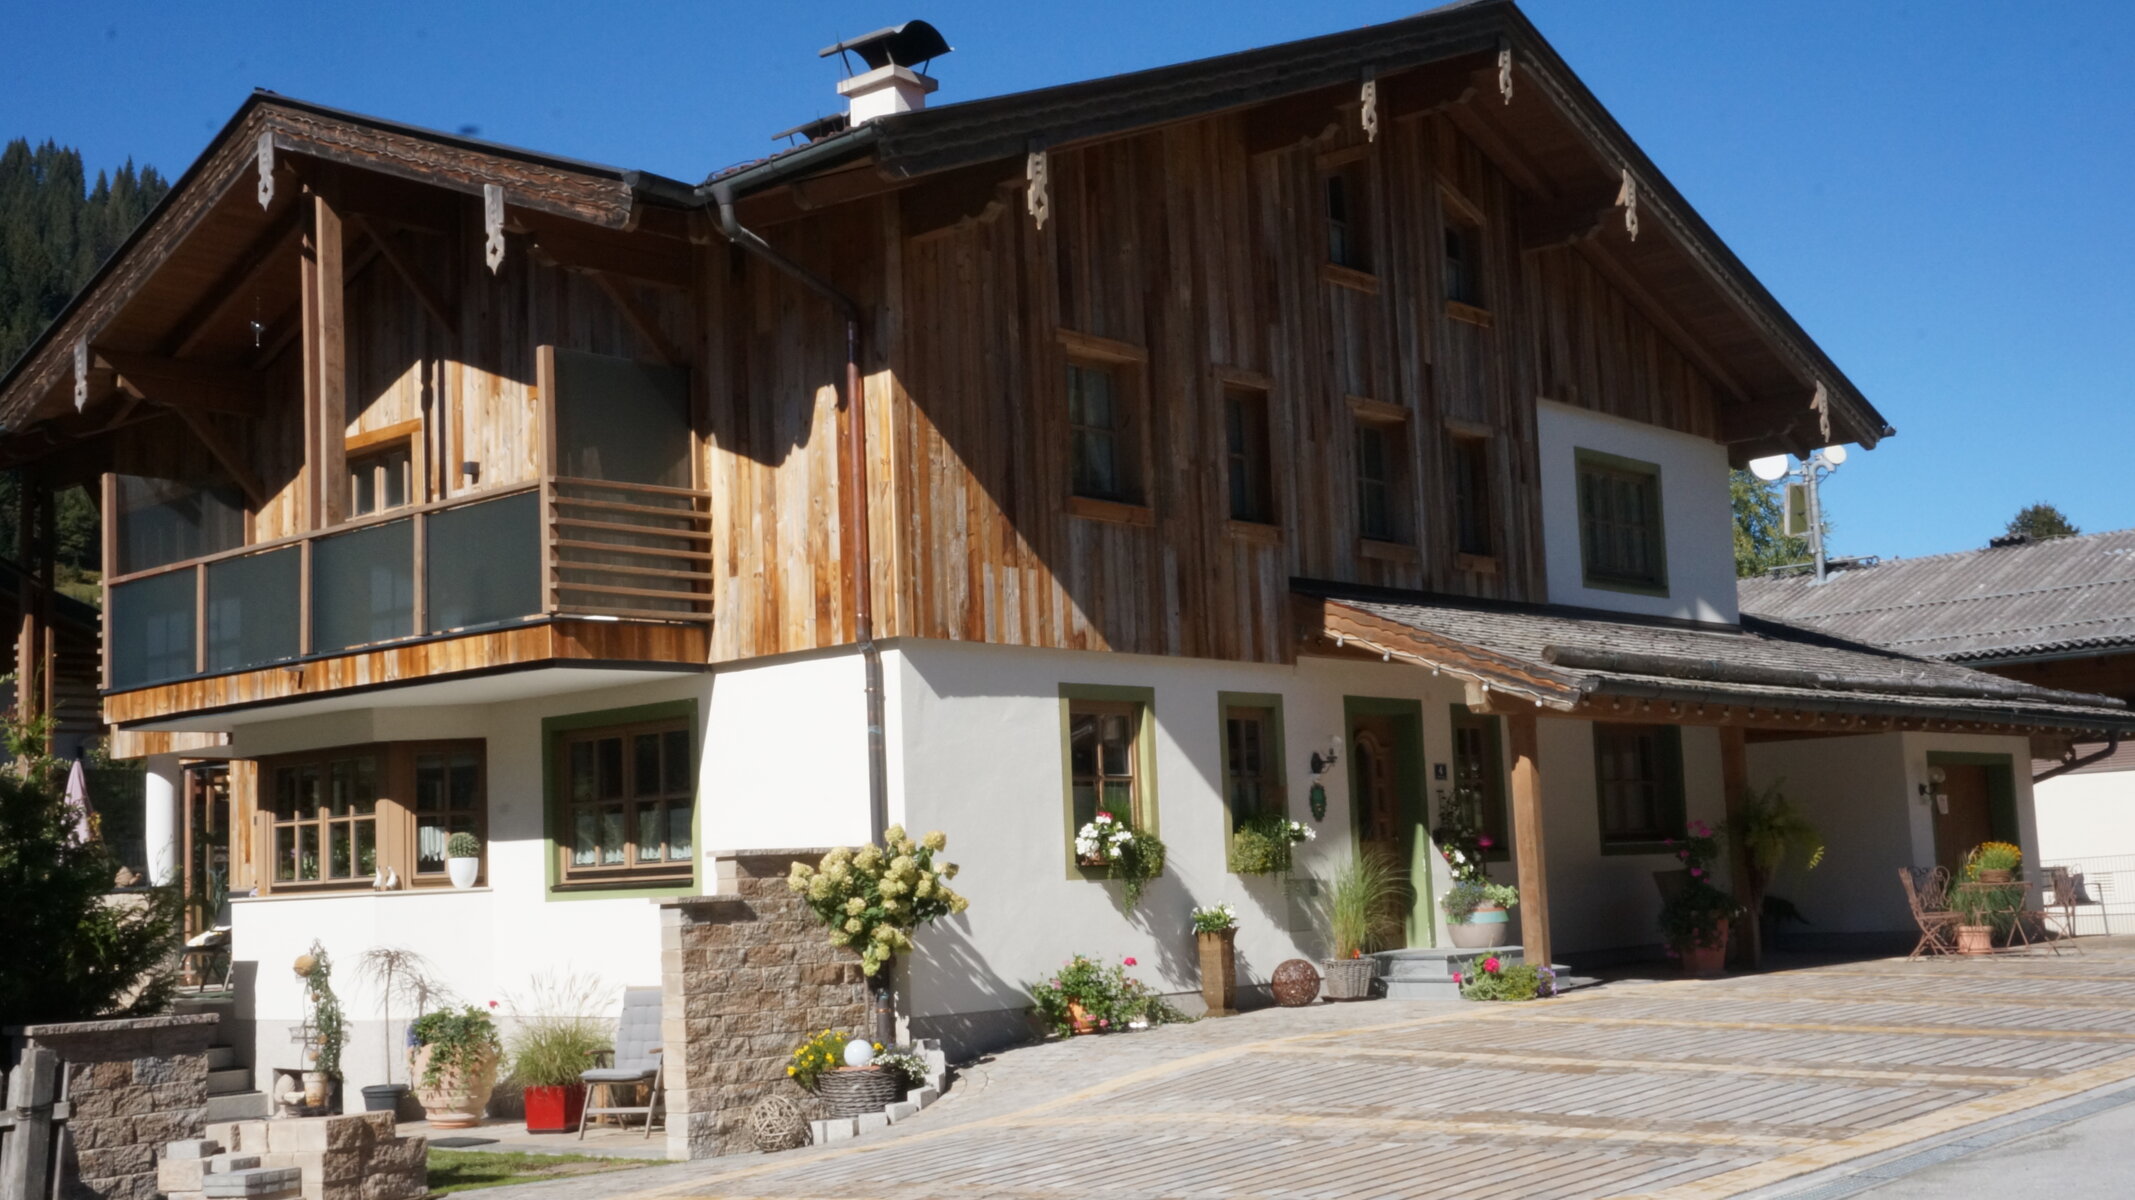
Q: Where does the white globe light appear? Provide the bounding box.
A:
[1748,455,1789,482]
[843,1038,876,1068]
[1820,444,1848,466]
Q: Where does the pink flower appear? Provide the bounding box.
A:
[1123,957,1137,967]
[1451,972,1463,984]
[1690,867,1704,878]
[1677,850,1690,860]
[1482,956,1501,974]
[487,1000,497,1008]
[1050,978,1061,989]
[1099,1018,1110,1028]
[1663,838,1675,847]
[1477,836,1494,848]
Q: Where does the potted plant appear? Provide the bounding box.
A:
[787,826,970,1045]
[294,942,346,1113]
[445,832,481,889]
[505,972,609,1134]
[1027,954,1183,1036]
[1732,781,1825,966]
[1953,842,2025,951]
[1439,880,1520,949]
[355,947,448,1115]
[1323,851,1401,1000]
[1452,955,1556,1002]
[1967,841,2023,885]
[409,1003,503,1128]
[1658,823,1743,976]
[788,1030,899,1117]
[1072,810,1168,910]
[1229,813,1313,875]
[1190,904,1240,1015]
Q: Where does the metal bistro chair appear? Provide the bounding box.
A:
[2044,866,2109,941]
[578,986,665,1139]
[1899,866,1961,961]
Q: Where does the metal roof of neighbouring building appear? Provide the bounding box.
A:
[1738,529,2135,664]
[1298,582,2135,736]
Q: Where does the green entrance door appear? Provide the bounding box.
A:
[1345,697,1429,948]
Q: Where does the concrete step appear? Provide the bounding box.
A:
[206,1045,237,1071]
[204,1091,271,1122]
[203,1165,300,1199]
[207,1067,253,1096]
[1372,946,1595,1000]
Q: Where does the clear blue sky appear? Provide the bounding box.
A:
[8,1,2132,561]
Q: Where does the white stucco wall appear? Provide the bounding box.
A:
[1747,733,1916,934]
[1535,399,1738,623]
[2033,768,2135,863]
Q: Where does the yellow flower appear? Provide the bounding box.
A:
[922,831,947,851]
[786,1066,796,1076]
[872,1042,883,1051]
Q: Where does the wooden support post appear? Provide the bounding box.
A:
[303,186,348,527]
[1507,709,1551,972]
[1719,723,1759,969]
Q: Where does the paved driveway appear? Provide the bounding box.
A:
[525,941,2135,1200]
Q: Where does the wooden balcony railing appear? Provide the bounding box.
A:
[103,476,712,692]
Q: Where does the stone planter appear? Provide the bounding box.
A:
[1320,955,1376,1001]
[1197,928,1238,1015]
[1445,904,1511,949]
[410,1043,499,1128]
[1958,923,1995,955]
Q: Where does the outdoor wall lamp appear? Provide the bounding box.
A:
[1310,737,1341,775]
[1918,766,1948,812]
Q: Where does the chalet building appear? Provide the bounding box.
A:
[1745,529,2135,899]
[4,0,2131,1145]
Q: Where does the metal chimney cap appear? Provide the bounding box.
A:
[819,20,952,72]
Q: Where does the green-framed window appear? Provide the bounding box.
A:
[1059,684,1159,874]
[1219,692,1286,827]
[1448,705,1508,858]
[1575,448,1667,594]
[1592,722,1686,852]
[543,700,699,897]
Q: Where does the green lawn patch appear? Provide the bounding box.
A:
[426,1149,655,1195]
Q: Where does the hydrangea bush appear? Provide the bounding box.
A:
[787,825,969,976]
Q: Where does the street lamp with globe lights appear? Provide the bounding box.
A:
[1747,446,1848,584]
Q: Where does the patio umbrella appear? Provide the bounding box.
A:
[65,756,96,844]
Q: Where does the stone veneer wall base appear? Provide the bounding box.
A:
[7,1013,218,1200]
[660,849,870,1160]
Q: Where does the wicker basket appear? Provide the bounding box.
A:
[1320,956,1376,1001]
[814,1066,901,1117]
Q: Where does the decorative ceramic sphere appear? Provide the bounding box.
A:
[843,1038,876,1068]
[1271,958,1322,1007]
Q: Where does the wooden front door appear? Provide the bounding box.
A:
[181,763,231,936]
[1348,704,1424,949]
[1932,761,2011,873]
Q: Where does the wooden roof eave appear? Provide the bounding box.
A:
[0,93,663,436]
[1298,595,1591,711]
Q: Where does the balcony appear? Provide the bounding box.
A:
[104,475,712,695]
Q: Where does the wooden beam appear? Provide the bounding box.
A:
[1444,96,1554,198]
[522,213,690,290]
[304,188,348,526]
[97,349,265,415]
[1507,709,1551,971]
[347,213,457,335]
[1574,233,1756,408]
[589,271,684,366]
[165,216,301,359]
[160,400,268,508]
[1718,724,1758,970]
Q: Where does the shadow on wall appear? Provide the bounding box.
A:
[907,914,1037,1059]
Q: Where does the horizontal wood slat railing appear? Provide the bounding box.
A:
[544,477,714,623]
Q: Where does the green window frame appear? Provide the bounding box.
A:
[1059,684,1160,877]
[543,699,700,899]
[1575,448,1668,595]
[1592,722,1687,853]
[1447,705,1508,859]
[1218,692,1286,828]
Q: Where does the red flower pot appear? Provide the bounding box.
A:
[523,1084,586,1134]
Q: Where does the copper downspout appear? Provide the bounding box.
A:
[707,182,889,848]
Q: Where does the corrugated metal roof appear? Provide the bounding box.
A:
[1304,583,2135,733]
[1738,529,2135,663]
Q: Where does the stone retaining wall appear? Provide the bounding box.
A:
[660,849,869,1160]
[11,1013,217,1200]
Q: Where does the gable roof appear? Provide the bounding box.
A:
[1739,529,2135,664]
[1301,582,2134,735]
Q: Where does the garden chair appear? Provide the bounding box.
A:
[2043,866,2107,940]
[1899,866,1960,961]
[578,986,664,1140]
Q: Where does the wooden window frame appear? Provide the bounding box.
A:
[1349,400,1412,549]
[1058,683,1160,878]
[1575,448,1669,595]
[251,740,488,895]
[1439,186,1489,315]
[542,700,699,898]
[344,419,423,520]
[1320,147,1375,277]
[1059,330,1152,518]
[1222,381,1276,527]
[1592,722,1687,853]
[260,747,384,893]
[1449,432,1496,566]
[1447,705,1509,860]
[1218,692,1287,870]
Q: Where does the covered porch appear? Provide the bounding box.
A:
[1295,585,2135,972]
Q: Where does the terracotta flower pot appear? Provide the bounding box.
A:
[1197,928,1238,1016]
[1066,999,1100,1035]
[1976,869,2014,885]
[1681,918,1730,977]
[1446,904,1511,949]
[522,1084,586,1134]
[411,1042,500,1129]
[1958,924,1994,955]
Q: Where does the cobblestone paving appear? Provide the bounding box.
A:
[516,942,2135,1200]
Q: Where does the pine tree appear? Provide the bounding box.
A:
[2005,504,2079,542]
